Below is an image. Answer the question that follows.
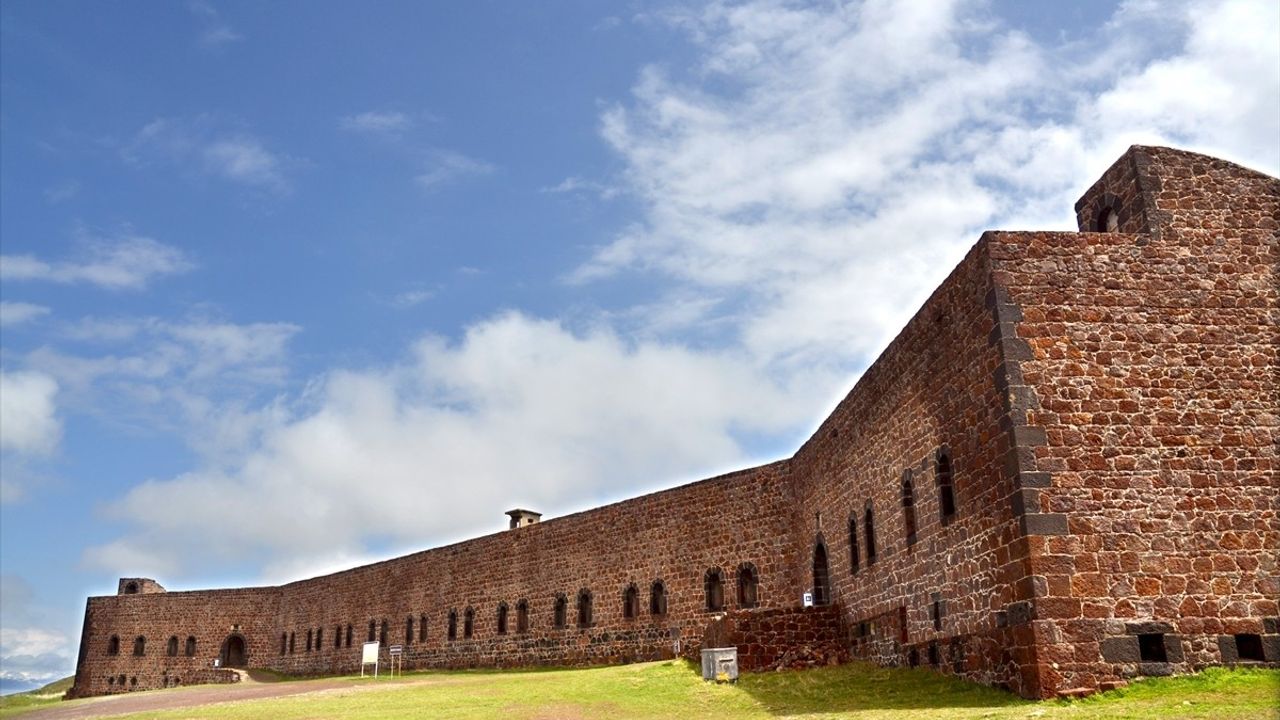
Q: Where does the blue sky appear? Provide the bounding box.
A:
[1,0,1276,693]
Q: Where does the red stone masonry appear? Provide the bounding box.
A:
[69,146,1279,700]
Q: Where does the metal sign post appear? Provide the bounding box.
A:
[388,644,403,678]
[360,641,380,678]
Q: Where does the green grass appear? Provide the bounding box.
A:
[4,663,1277,719]
[0,676,73,716]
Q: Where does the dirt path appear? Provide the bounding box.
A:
[20,672,422,720]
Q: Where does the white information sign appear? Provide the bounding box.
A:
[361,641,380,677]
[802,591,814,608]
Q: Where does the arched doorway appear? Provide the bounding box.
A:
[812,541,831,606]
[220,634,247,668]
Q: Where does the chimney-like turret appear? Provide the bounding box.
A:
[506,509,542,529]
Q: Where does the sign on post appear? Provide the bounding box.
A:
[388,644,403,677]
[361,641,380,677]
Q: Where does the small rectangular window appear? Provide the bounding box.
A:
[1138,633,1167,663]
[1235,634,1265,662]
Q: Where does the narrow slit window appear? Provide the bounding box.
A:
[463,609,474,639]
[577,589,593,628]
[865,501,878,565]
[516,600,530,633]
[937,450,956,523]
[623,585,639,619]
[848,515,860,575]
[902,470,917,547]
[553,595,567,629]
[704,568,725,611]
[650,581,667,616]
[737,563,759,608]
[497,603,509,635]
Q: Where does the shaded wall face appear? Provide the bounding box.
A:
[786,243,1039,694]
[70,589,280,697]
[993,149,1280,694]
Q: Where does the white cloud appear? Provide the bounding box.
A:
[0,371,60,456]
[570,0,1279,374]
[415,150,495,191]
[0,234,192,291]
[42,180,79,205]
[0,302,51,327]
[82,312,833,579]
[78,0,1280,588]
[203,138,287,190]
[124,117,290,191]
[0,576,76,688]
[340,111,413,135]
[388,288,435,308]
[189,0,244,47]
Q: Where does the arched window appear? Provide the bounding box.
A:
[497,603,509,635]
[167,636,179,657]
[463,608,474,639]
[737,563,759,608]
[937,449,956,523]
[865,501,878,565]
[704,568,725,611]
[185,636,197,657]
[289,631,295,654]
[315,627,323,650]
[345,623,353,647]
[650,580,667,616]
[577,589,593,628]
[812,541,831,606]
[133,636,146,656]
[848,514,861,574]
[380,619,388,646]
[622,584,640,619]
[405,616,415,644]
[107,635,120,656]
[124,582,139,594]
[553,594,568,629]
[1096,206,1119,232]
[902,470,917,547]
[419,614,428,642]
[516,600,530,633]
[306,629,313,652]
[447,610,458,641]
[280,633,287,655]
[335,625,342,649]
[368,620,377,643]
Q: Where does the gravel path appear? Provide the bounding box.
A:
[20,672,416,719]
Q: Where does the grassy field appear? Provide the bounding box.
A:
[0,677,73,717]
[2,661,1277,719]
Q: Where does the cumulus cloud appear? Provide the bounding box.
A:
[415,150,495,191]
[0,371,61,456]
[0,576,75,690]
[0,302,51,327]
[82,312,832,579]
[572,0,1280,371]
[79,0,1280,587]
[124,117,290,192]
[0,234,191,291]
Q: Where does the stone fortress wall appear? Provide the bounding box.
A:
[69,146,1279,700]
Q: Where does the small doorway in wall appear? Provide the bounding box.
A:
[220,634,248,668]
